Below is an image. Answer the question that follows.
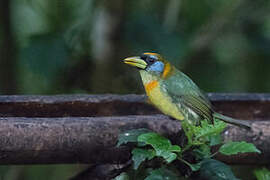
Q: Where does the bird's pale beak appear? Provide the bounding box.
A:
[123,56,147,69]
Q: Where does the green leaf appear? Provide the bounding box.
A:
[179,158,201,171]
[138,133,181,163]
[145,167,179,180]
[113,172,129,180]
[117,128,151,147]
[188,162,201,172]
[193,144,211,160]
[209,134,223,146]
[219,141,261,155]
[194,119,227,140]
[181,119,226,147]
[200,159,239,180]
[254,168,270,180]
[132,148,155,170]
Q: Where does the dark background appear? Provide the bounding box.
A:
[0,0,269,179]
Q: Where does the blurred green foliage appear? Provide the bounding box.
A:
[0,0,270,179]
[0,0,270,95]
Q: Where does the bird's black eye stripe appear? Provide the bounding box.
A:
[140,54,157,65]
[140,55,147,61]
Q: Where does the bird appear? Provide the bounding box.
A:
[123,52,251,128]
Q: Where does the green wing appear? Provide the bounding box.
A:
[162,70,213,122]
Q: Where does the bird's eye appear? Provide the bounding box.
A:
[147,56,157,64]
[148,58,155,63]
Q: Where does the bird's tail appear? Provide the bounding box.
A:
[213,112,251,129]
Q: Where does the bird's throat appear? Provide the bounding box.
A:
[139,70,159,94]
[140,70,158,84]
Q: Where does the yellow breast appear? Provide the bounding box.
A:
[144,80,184,121]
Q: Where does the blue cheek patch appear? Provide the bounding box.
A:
[147,61,164,73]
